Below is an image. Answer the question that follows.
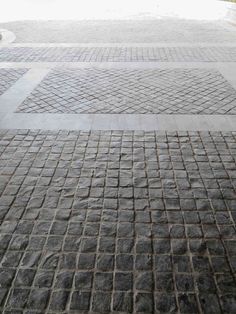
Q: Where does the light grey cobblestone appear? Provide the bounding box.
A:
[0,129,235,313]
[0,69,28,96]
[16,68,236,115]
[1,46,236,62]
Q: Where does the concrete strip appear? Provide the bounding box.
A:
[1,113,236,131]
[6,42,236,48]
[0,68,50,113]
[0,61,235,69]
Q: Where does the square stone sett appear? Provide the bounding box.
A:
[118,222,134,237]
[102,210,118,222]
[114,272,133,291]
[21,252,41,268]
[113,291,133,313]
[154,255,172,272]
[206,240,225,255]
[116,254,134,270]
[96,254,114,271]
[99,237,115,253]
[70,291,91,311]
[49,290,69,311]
[14,269,36,287]
[45,236,63,251]
[60,253,77,269]
[7,288,30,308]
[136,239,152,254]
[54,271,74,289]
[100,223,117,237]
[211,256,231,273]
[178,293,199,313]
[135,223,152,238]
[175,274,194,292]
[220,294,236,313]
[216,274,236,293]
[92,292,111,312]
[77,254,96,269]
[1,251,23,268]
[74,271,93,290]
[186,225,202,238]
[117,239,134,253]
[27,289,50,310]
[199,293,221,314]
[80,237,97,253]
[173,256,192,272]
[0,268,16,287]
[153,239,170,254]
[170,225,185,238]
[34,270,54,288]
[171,239,188,254]
[155,272,174,292]
[155,293,177,313]
[135,255,152,271]
[189,239,207,254]
[63,236,81,251]
[94,272,113,291]
[135,292,153,313]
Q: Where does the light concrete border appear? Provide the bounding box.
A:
[0,113,236,131]
[0,29,16,44]
[6,42,236,47]
[0,68,50,113]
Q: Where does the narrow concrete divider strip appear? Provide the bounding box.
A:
[0,68,51,113]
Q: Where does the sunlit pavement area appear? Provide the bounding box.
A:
[0,1,236,313]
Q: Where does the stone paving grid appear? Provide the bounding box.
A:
[0,69,28,96]
[0,129,236,313]
[16,68,236,115]
[2,46,236,62]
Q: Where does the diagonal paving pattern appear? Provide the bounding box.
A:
[0,129,236,313]
[16,68,236,114]
[0,68,27,96]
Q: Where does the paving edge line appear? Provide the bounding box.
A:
[0,113,235,131]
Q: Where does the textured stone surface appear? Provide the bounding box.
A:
[0,69,27,96]
[1,20,236,43]
[0,129,235,313]
[2,46,236,62]
[16,68,236,114]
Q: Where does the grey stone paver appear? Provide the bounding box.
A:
[2,46,236,62]
[16,68,236,115]
[0,68,27,96]
[0,129,236,313]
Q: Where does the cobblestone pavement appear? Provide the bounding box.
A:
[16,68,236,115]
[0,20,235,43]
[0,69,27,96]
[0,129,236,313]
[2,46,236,62]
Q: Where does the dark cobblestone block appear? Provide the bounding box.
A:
[135,292,153,313]
[178,293,199,313]
[49,290,69,311]
[71,291,91,311]
[92,292,111,312]
[27,289,50,310]
[7,288,30,308]
[113,291,133,313]
[115,272,133,291]
[155,293,177,313]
